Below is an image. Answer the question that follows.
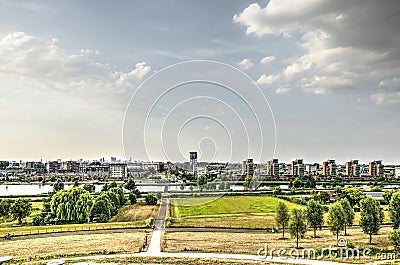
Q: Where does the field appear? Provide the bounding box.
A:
[0,201,158,236]
[0,232,149,262]
[162,227,396,263]
[169,196,304,229]
[168,196,392,229]
[110,200,159,222]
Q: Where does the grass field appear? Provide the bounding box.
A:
[169,196,304,229]
[0,232,149,262]
[110,199,159,222]
[168,196,392,229]
[162,227,396,263]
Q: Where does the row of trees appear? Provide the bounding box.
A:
[276,196,384,248]
[33,178,146,225]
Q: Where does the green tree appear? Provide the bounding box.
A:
[243,175,252,191]
[390,229,400,251]
[342,187,365,207]
[73,179,79,187]
[82,183,96,193]
[316,192,330,204]
[91,193,112,223]
[124,178,137,191]
[50,187,93,224]
[10,198,32,224]
[340,198,355,235]
[109,186,126,206]
[389,192,400,229]
[129,192,137,204]
[53,179,64,193]
[145,194,158,205]
[360,197,384,244]
[384,189,397,205]
[0,161,9,169]
[275,202,290,239]
[0,199,12,222]
[197,175,208,190]
[289,208,307,249]
[327,202,346,240]
[305,200,324,238]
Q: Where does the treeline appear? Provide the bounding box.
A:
[33,179,143,225]
[275,190,400,249]
[0,178,162,226]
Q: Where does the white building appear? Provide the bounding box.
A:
[395,166,400,178]
[109,163,127,180]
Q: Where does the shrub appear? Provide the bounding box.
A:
[145,194,158,205]
[129,192,137,204]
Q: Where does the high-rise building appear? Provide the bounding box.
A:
[322,160,336,177]
[190,152,198,176]
[291,159,304,176]
[345,160,360,177]
[369,160,384,177]
[266,159,279,176]
[242,158,254,176]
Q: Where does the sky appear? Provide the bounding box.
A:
[0,0,399,164]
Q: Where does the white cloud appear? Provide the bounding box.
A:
[0,32,151,95]
[260,56,275,65]
[275,87,290,94]
[238,58,253,69]
[371,77,400,104]
[257,73,280,85]
[234,1,400,102]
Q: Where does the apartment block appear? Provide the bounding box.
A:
[322,160,337,177]
[345,160,360,177]
[266,159,279,176]
[369,160,384,177]
[291,159,305,177]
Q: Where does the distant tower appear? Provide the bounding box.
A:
[190,152,198,177]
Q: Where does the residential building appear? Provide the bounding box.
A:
[266,159,279,176]
[395,166,400,178]
[109,163,127,180]
[291,159,304,177]
[322,159,337,177]
[61,161,80,173]
[142,162,164,173]
[46,161,61,174]
[242,158,254,176]
[369,160,384,177]
[345,160,360,177]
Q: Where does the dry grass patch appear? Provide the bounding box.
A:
[162,227,395,261]
[0,232,149,261]
[109,200,159,222]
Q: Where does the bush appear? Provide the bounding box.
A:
[390,229,400,251]
[33,215,44,226]
[145,194,158,205]
[129,192,137,204]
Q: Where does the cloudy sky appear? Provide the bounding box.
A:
[0,0,399,164]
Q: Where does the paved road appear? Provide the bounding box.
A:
[146,185,169,253]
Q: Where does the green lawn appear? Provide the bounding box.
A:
[168,196,304,229]
[171,196,304,218]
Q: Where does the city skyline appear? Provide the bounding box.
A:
[1,1,399,163]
